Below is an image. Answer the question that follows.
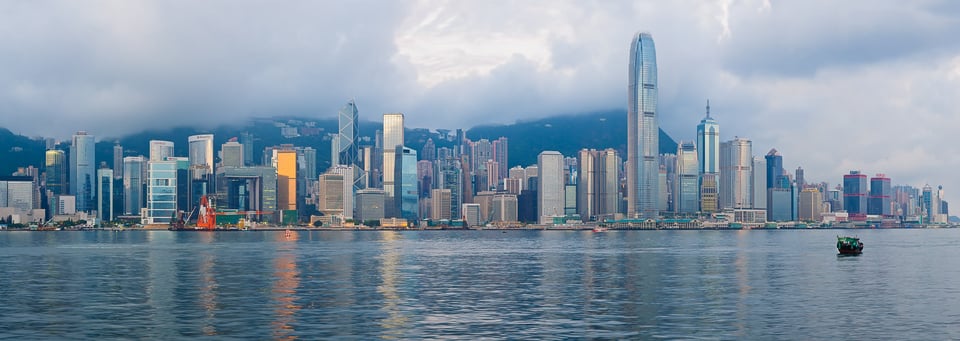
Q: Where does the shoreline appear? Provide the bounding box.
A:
[4,224,958,232]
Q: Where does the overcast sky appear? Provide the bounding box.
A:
[2,1,960,194]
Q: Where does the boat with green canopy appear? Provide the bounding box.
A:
[837,236,864,255]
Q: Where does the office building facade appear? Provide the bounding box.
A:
[627,32,659,219]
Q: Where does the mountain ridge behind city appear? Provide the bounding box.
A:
[0,110,678,176]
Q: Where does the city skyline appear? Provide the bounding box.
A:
[2,2,960,209]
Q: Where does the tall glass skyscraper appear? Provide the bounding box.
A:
[395,146,419,221]
[697,100,719,175]
[45,149,67,196]
[97,167,114,222]
[382,113,404,197]
[843,171,868,220]
[144,160,177,224]
[123,156,146,215]
[337,100,360,166]
[627,32,659,219]
[697,101,720,213]
[338,100,363,190]
[70,131,96,213]
[765,149,787,189]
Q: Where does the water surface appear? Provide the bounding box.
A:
[1,229,959,339]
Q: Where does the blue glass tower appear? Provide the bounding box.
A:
[697,100,719,175]
[627,32,659,219]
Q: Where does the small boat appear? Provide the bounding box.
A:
[837,236,864,255]
[592,227,608,233]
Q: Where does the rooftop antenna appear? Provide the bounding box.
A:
[706,99,711,118]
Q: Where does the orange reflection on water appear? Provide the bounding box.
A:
[272,231,301,341]
[194,231,220,335]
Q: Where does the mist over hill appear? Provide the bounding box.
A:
[0,110,677,176]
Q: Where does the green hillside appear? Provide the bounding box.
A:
[465,110,677,168]
[0,128,45,175]
[3,111,676,176]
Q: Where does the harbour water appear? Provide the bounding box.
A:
[2,229,959,339]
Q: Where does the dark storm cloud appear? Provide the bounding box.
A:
[0,0,414,138]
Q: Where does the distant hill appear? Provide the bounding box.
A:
[0,128,45,175]
[465,110,677,168]
[1,111,677,176]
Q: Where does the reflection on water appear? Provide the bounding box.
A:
[734,229,750,337]
[376,231,407,339]
[2,229,960,339]
[272,231,301,340]
[198,232,218,336]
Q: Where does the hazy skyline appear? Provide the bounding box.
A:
[3,1,960,196]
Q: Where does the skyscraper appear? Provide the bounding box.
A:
[337,100,360,167]
[123,156,146,216]
[188,134,215,211]
[843,171,868,220]
[798,187,822,222]
[868,174,892,216]
[274,148,298,211]
[719,138,752,209]
[492,137,508,183]
[240,131,255,166]
[221,139,244,168]
[144,159,177,225]
[795,166,806,189]
[576,149,597,221]
[319,165,354,220]
[765,149,786,189]
[697,100,719,213]
[395,146,419,221]
[751,156,767,210]
[538,151,565,224]
[45,149,67,196]
[382,113,404,196]
[597,149,620,219]
[113,143,124,180]
[922,184,937,223]
[697,100,719,175]
[675,142,699,214]
[421,138,436,162]
[627,32,659,219]
[438,158,462,221]
[188,134,215,174]
[430,188,452,220]
[149,140,174,162]
[70,131,96,213]
[97,166,114,223]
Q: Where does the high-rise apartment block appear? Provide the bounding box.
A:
[675,142,699,214]
[719,138,752,209]
[538,151,565,224]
